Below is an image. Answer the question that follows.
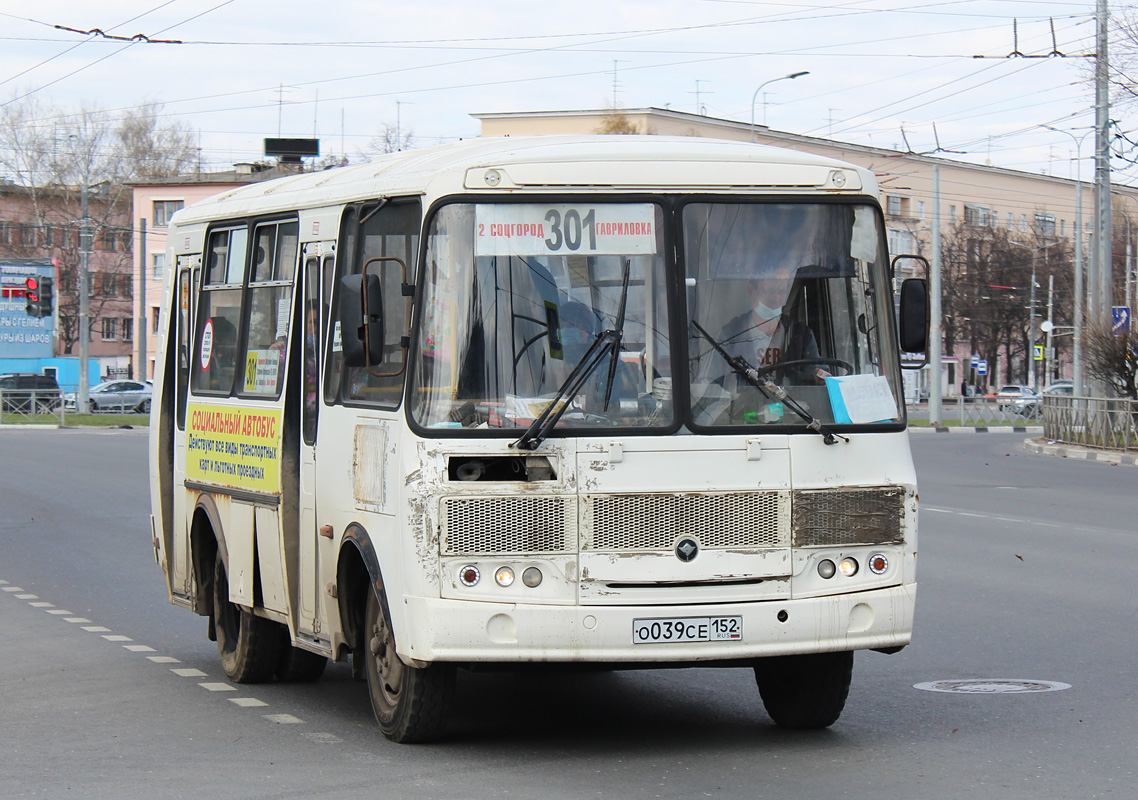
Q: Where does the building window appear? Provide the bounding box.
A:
[1034,213,1056,236]
[1007,212,1013,229]
[949,205,956,222]
[152,252,166,279]
[964,204,993,227]
[102,318,119,341]
[153,200,185,227]
[1060,219,1066,236]
[122,318,133,341]
[918,201,925,219]
[886,195,907,217]
[1021,214,1028,232]
[100,273,119,297]
[152,306,161,334]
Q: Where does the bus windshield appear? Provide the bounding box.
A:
[412,202,673,432]
[410,199,901,434]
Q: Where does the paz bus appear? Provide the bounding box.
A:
[148,136,928,742]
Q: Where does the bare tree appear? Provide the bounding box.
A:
[362,123,415,157]
[1084,322,1138,399]
[595,107,642,135]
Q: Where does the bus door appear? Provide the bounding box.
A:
[297,241,335,644]
[170,255,200,602]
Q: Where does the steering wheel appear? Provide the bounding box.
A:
[753,358,854,377]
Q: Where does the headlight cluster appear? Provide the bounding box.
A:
[816,553,889,579]
[459,564,543,589]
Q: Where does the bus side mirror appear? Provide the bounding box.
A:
[899,278,929,354]
[338,273,384,367]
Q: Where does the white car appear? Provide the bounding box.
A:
[995,384,1038,413]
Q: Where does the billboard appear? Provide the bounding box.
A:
[0,260,54,359]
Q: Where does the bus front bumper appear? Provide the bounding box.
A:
[396,583,916,664]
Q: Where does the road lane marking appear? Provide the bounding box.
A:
[230,698,269,708]
[46,610,73,615]
[64,617,91,623]
[125,645,156,652]
[103,635,133,642]
[200,682,237,692]
[29,601,53,607]
[147,656,180,663]
[2,586,24,592]
[82,626,112,632]
[264,714,303,724]
[172,668,208,677]
[16,594,38,599]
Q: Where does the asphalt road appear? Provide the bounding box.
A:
[1,428,1134,799]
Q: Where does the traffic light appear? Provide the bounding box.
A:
[24,277,40,317]
[36,276,54,317]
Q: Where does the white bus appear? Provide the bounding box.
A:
[149,136,928,742]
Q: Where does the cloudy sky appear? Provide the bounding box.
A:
[0,1,1122,182]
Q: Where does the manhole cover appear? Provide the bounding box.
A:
[914,679,1071,694]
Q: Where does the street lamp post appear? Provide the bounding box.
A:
[750,71,809,141]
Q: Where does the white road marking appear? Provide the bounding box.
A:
[301,732,343,745]
[200,682,237,692]
[29,601,53,607]
[230,698,269,708]
[46,610,73,615]
[147,656,180,663]
[171,668,207,678]
[103,635,133,642]
[124,645,156,652]
[64,617,91,623]
[2,586,24,592]
[16,594,38,599]
[264,714,303,724]
[82,626,112,632]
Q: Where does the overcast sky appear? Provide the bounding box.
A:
[0,1,1123,183]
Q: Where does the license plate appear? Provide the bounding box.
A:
[632,616,742,644]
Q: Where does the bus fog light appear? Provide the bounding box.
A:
[868,554,889,574]
[839,557,859,577]
[495,566,515,587]
[522,567,543,587]
[459,565,480,587]
[817,559,836,579]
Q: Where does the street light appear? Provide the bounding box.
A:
[750,71,809,141]
[1043,124,1090,397]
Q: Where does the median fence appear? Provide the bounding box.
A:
[1041,395,1138,452]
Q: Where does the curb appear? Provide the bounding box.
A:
[1023,437,1138,467]
[909,426,1044,434]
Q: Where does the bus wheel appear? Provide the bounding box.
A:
[212,552,281,683]
[275,627,328,682]
[753,651,854,729]
[364,586,454,743]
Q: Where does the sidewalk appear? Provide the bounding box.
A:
[1022,436,1138,467]
[908,425,1044,434]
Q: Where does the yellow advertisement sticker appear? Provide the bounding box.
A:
[186,403,283,493]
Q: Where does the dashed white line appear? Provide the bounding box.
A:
[2,586,24,592]
[16,594,38,599]
[147,656,180,664]
[29,601,53,607]
[81,626,111,633]
[265,714,303,724]
[200,682,237,692]
[230,697,269,708]
[172,668,207,678]
[46,609,73,615]
[124,645,156,653]
[102,635,133,642]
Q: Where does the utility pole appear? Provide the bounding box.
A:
[929,164,943,425]
[78,170,91,414]
[1093,0,1112,327]
[138,218,147,381]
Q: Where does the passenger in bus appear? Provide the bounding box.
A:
[305,301,319,413]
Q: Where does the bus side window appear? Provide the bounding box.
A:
[302,255,321,445]
[328,199,420,408]
[192,227,248,396]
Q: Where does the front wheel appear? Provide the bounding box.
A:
[364,586,455,743]
[754,650,854,729]
[213,552,282,683]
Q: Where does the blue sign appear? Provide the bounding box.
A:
[976,360,988,376]
[1112,306,1131,335]
[0,262,54,359]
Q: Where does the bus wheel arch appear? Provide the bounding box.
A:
[189,496,225,620]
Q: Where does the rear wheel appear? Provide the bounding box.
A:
[212,552,282,683]
[364,586,455,742]
[275,627,328,682]
[138,399,151,413]
[754,650,854,729]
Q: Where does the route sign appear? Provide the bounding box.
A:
[1112,306,1131,335]
[976,360,988,375]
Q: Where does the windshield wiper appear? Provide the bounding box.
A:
[691,320,848,446]
[512,259,632,452]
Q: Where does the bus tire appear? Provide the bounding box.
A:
[212,552,282,683]
[275,627,328,682]
[364,585,454,743]
[753,650,854,729]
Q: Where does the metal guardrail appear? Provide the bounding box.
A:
[1042,395,1138,452]
[0,388,65,426]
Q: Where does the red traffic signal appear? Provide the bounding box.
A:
[25,277,40,315]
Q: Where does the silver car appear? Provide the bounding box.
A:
[67,380,153,413]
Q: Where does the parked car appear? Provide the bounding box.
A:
[1021,381,1075,418]
[0,373,63,413]
[995,384,1038,413]
[65,380,153,413]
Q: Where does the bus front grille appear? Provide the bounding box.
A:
[582,491,790,552]
[440,496,576,556]
[792,486,905,547]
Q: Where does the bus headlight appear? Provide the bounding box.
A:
[495,566,515,587]
[817,559,836,579]
[522,567,543,587]
[839,557,859,577]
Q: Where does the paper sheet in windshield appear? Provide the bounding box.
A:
[475,204,656,257]
[825,374,899,423]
